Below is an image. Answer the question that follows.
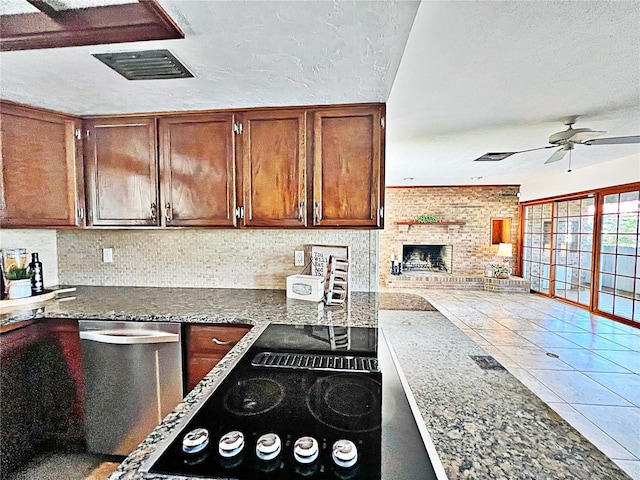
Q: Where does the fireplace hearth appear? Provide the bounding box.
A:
[402,244,452,273]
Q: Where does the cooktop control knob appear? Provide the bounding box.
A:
[293,436,319,464]
[182,428,210,454]
[218,431,245,458]
[332,439,358,468]
[256,433,282,461]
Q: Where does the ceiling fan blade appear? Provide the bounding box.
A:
[570,130,606,143]
[473,145,555,162]
[584,135,640,145]
[544,148,567,164]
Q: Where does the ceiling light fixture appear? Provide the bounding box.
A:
[403,177,415,181]
[470,176,483,180]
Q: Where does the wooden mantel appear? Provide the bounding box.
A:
[395,220,465,233]
[395,221,466,226]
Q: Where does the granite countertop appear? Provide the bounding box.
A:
[0,286,630,479]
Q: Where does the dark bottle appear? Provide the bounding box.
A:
[30,252,44,295]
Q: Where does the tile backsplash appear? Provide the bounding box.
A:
[57,229,379,291]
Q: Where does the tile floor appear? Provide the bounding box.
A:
[416,289,640,480]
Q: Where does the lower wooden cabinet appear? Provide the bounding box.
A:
[184,324,251,392]
[0,319,84,476]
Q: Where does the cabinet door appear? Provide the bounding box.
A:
[241,110,306,227]
[312,105,384,227]
[184,324,251,391]
[159,114,236,227]
[0,102,84,227]
[84,117,158,226]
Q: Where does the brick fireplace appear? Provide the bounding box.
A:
[381,186,521,289]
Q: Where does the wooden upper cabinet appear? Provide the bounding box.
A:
[84,117,158,226]
[312,105,384,228]
[0,102,84,227]
[240,110,307,227]
[158,114,236,227]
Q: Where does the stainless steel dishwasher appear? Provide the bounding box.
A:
[78,320,183,456]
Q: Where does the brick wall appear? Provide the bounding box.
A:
[380,186,520,285]
[57,229,379,291]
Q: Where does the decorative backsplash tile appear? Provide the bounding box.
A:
[57,229,379,291]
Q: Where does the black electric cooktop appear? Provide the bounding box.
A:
[143,324,441,480]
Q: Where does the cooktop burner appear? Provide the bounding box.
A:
[223,377,285,416]
[306,374,381,433]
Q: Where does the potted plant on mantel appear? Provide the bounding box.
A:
[492,263,511,279]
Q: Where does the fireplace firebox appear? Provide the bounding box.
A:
[402,244,452,273]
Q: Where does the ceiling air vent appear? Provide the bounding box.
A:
[92,49,193,80]
[473,152,517,162]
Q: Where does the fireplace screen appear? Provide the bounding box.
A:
[402,244,452,273]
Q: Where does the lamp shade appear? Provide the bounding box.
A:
[496,243,513,258]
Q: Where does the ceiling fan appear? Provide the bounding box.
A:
[474,116,640,164]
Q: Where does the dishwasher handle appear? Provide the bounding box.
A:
[79,329,180,345]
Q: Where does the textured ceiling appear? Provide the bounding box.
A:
[0,1,418,113]
[0,0,638,186]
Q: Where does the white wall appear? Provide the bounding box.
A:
[519,154,640,202]
[0,229,59,287]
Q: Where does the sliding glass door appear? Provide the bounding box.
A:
[553,197,594,306]
[597,190,639,321]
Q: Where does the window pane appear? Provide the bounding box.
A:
[531,205,542,218]
[556,219,568,234]
[617,235,637,253]
[601,214,618,233]
[556,202,568,216]
[523,247,532,261]
[578,287,591,305]
[578,269,591,288]
[542,203,552,218]
[634,300,640,321]
[620,191,639,212]
[568,200,581,216]
[616,256,636,277]
[581,197,595,215]
[581,215,594,233]
[599,273,615,291]
[600,234,617,251]
[580,233,593,251]
[542,248,552,265]
[598,292,614,313]
[540,278,550,293]
[554,281,566,296]
[618,214,638,234]
[531,277,540,291]
[579,252,592,270]
[615,276,634,299]
[613,296,633,320]
[600,254,616,274]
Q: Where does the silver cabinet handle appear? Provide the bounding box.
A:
[298,201,305,222]
[151,202,157,223]
[77,206,84,220]
[212,337,236,346]
[165,202,172,223]
[314,201,321,224]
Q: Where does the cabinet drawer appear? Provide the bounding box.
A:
[186,354,224,392]
[186,324,251,354]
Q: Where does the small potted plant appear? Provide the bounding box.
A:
[4,267,33,299]
[492,263,511,279]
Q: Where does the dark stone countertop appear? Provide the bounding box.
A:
[0,286,630,479]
